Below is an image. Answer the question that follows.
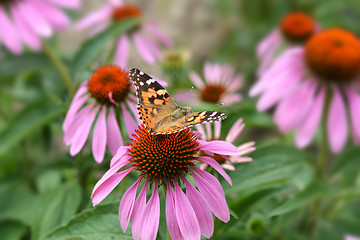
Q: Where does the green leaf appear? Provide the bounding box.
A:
[71,19,141,78]
[269,181,330,216]
[0,220,28,240]
[0,102,66,155]
[43,204,133,240]
[331,146,360,174]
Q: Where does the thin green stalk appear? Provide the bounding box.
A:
[43,41,75,97]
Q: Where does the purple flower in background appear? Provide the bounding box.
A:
[251,28,360,153]
[75,0,172,68]
[196,118,255,171]
[91,125,248,239]
[257,12,318,75]
[0,0,81,54]
[176,62,243,106]
[345,235,360,240]
[63,65,140,163]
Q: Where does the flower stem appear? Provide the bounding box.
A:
[316,85,332,178]
[42,41,75,97]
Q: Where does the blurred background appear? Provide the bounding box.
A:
[1,0,360,239]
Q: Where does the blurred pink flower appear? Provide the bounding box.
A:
[257,12,318,75]
[91,125,248,239]
[0,0,81,54]
[345,235,360,240]
[175,62,243,106]
[63,65,140,163]
[251,28,360,153]
[75,0,172,68]
[196,118,255,171]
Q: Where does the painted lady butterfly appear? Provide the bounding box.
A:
[130,68,227,135]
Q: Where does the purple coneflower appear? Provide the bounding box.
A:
[75,0,172,68]
[257,12,318,75]
[345,235,360,240]
[91,124,246,239]
[251,28,360,153]
[196,118,255,171]
[0,0,81,54]
[63,65,139,163]
[176,62,243,106]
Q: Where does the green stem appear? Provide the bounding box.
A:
[316,85,332,178]
[42,41,75,97]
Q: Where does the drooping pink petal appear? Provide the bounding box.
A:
[346,88,360,143]
[92,107,107,163]
[174,182,201,240]
[183,178,214,238]
[345,235,360,240]
[205,123,212,140]
[62,95,89,131]
[69,106,100,156]
[29,0,70,30]
[141,182,160,240]
[10,5,41,51]
[0,7,22,54]
[327,86,348,153]
[166,183,184,240]
[64,102,95,145]
[131,180,149,240]
[119,178,141,233]
[197,156,232,186]
[195,125,206,140]
[127,99,141,124]
[142,35,163,61]
[214,121,221,139]
[189,72,205,89]
[222,163,236,171]
[274,80,316,133]
[144,20,172,47]
[75,5,111,30]
[47,0,82,9]
[132,32,156,64]
[110,146,131,167]
[174,90,199,104]
[295,87,325,148]
[198,140,240,155]
[226,118,244,143]
[115,35,129,68]
[228,74,243,92]
[92,167,134,206]
[221,93,242,106]
[204,62,216,84]
[121,102,138,136]
[257,29,281,58]
[107,107,124,155]
[193,168,225,198]
[17,1,53,37]
[191,170,230,222]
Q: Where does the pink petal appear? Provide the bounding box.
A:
[257,29,281,58]
[184,178,214,238]
[62,92,89,131]
[132,32,156,64]
[141,182,160,240]
[127,99,141,124]
[144,20,172,47]
[174,90,199,104]
[166,183,184,240]
[10,5,41,51]
[195,125,206,140]
[92,107,107,163]
[47,0,82,9]
[0,7,22,54]
[174,182,201,240]
[345,235,360,240]
[69,106,99,156]
[274,80,316,133]
[214,121,221,139]
[193,168,225,198]
[198,140,240,155]
[197,156,232,186]
[221,93,242,106]
[205,122,212,140]
[75,5,111,30]
[131,181,149,240]
[327,86,348,153]
[110,146,131,167]
[225,118,244,143]
[17,1,52,37]
[191,170,230,222]
[346,88,360,143]
[107,107,124,155]
[29,0,70,30]
[116,35,129,68]
[121,102,138,137]
[92,167,134,206]
[119,178,141,233]
[222,163,236,171]
[228,74,243,92]
[189,72,205,89]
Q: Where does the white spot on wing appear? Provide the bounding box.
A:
[146,79,155,85]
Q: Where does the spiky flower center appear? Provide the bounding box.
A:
[112,4,142,22]
[88,65,130,105]
[305,28,360,82]
[280,12,315,42]
[201,84,226,103]
[129,125,199,183]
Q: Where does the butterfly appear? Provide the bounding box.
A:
[129,68,227,135]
